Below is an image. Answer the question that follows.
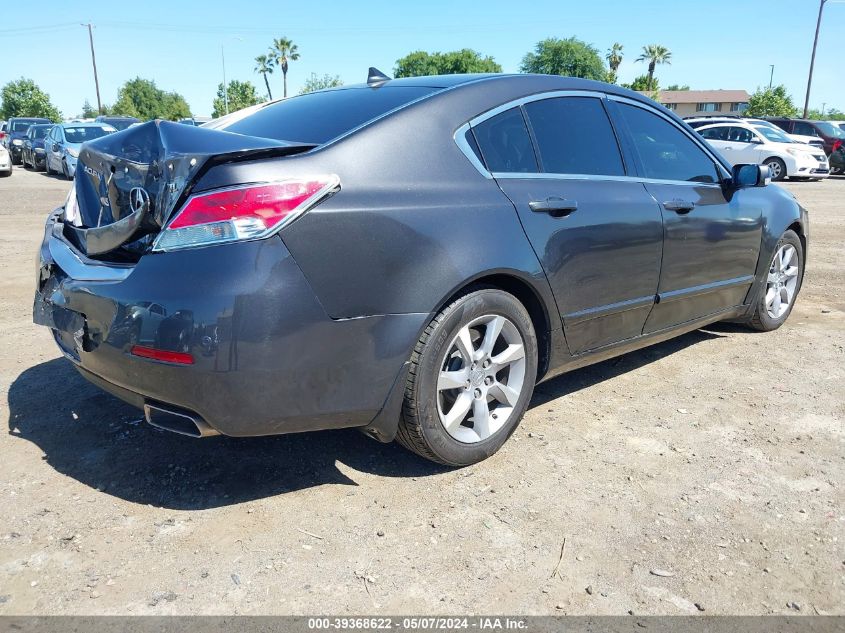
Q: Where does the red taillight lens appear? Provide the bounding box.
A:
[153,176,339,252]
[833,140,842,153]
[131,345,194,365]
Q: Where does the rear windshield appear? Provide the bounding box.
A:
[99,118,139,130]
[221,86,438,144]
[64,127,114,143]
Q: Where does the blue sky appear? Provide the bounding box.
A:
[2,0,842,117]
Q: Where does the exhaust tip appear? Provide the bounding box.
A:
[143,403,219,438]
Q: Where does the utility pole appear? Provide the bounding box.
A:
[221,44,229,115]
[82,23,103,115]
[803,0,827,118]
[768,65,774,90]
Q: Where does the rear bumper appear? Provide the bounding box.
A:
[34,212,424,437]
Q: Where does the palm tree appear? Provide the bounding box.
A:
[269,37,300,99]
[606,43,623,83]
[636,44,671,91]
[254,54,274,100]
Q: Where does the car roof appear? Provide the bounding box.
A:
[59,121,114,127]
[10,117,50,121]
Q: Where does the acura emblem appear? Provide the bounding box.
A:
[129,187,151,215]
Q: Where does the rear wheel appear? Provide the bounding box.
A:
[747,230,803,331]
[396,288,538,466]
[764,157,786,181]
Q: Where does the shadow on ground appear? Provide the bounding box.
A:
[7,328,727,510]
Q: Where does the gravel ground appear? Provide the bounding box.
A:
[0,165,842,615]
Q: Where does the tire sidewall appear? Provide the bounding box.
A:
[755,230,803,329]
[413,289,538,466]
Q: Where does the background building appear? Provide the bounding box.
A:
[638,89,750,117]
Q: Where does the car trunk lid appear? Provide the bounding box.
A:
[66,120,315,258]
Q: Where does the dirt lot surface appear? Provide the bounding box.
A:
[0,165,842,616]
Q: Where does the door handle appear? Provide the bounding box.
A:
[529,197,578,218]
[663,199,695,214]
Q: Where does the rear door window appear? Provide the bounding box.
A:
[616,103,720,183]
[471,107,538,173]
[523,97,625,176]
[792,121,819,137]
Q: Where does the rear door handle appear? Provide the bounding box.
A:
[529,197,578,218]
[663,199,695,214]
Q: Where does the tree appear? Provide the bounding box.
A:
[269,37,300,99]
[212,80,263,118]
[665,84,690,91]
[81,99,98,119]
[520,37,606,80]
[745,85,797,118]
[606,42,623,84]
[254,54,274,100]
[0,78,62,121]
[394,49,502,78]
[299,73,344,94]
[112,77,191,120]
[623,74,658,92]
[636,44,672,91]
[807,107,845,120]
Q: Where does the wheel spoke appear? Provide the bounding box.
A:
[770,290,782,316]
[438,369,469,391]
[479,316,504,357]
[472,397,491,440]
[767,271,779,283]
[783,265,799,278]
[454,325,475,362]
[442,391,473,430]
[489,382,519,407]
[491,343,524,369]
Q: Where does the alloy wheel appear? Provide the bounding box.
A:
[766,160,783,180]
[765,244,799,319]
[436,314,527,444]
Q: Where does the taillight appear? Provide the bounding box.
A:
[833,140,842,153]
[153,175,339,252]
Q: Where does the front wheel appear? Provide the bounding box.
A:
[764,157,787,181]
[396,288,538,466]
[747,230,803,331]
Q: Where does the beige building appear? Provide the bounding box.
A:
[638,90,751,117]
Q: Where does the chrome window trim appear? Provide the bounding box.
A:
[607,94,732,181]
[453,89,731,186]
[468,90,607,127]
[489,172,724,188]
[453,122,492,178]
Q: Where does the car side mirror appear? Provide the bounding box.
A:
[52,144,59,152]
[731,163,768,188]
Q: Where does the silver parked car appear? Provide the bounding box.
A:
[44,122,116,179]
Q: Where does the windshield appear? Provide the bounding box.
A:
[754,126,793,144]
[100,117,139,130]
[29,126,50,140]
[816,121,845,139]
[221,86,439,144]
[12,120,42,132]
[64,126,115,143]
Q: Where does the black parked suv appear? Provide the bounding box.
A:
[4,117,51,164]
[765,118,845,156]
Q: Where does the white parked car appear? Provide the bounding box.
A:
[684,116,825,149]
[697,122,829,181]
[0,144,11,176]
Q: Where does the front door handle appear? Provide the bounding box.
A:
[529,197,578,218]
[663,199,695,214]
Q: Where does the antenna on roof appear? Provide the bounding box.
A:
[367,67,391,85]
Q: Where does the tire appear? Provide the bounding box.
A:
[396,288,538,466]
[746,229,803,332]
[21,152,29,169]
[62,159,70,180]
[764,157,787,182]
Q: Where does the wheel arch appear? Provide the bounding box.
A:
[431,270,556,381]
